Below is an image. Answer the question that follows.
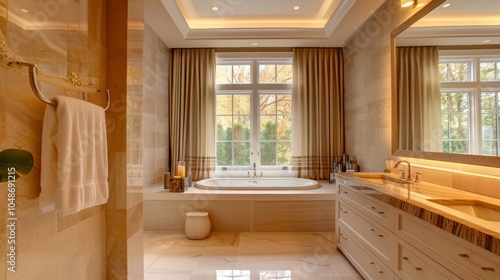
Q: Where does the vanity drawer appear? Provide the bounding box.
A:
[398,212,499,280]
[338,226,394,280]
[397,241,462,280]
[339,184,394,229]
[339,201,395,265]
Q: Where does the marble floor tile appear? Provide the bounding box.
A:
[144,231,361,280]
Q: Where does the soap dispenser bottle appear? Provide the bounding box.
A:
[164,167,170,189]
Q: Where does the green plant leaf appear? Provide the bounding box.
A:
[0,149,34,182]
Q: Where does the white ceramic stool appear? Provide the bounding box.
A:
[185,211,211,240]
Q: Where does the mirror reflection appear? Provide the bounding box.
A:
[396,0,500,157]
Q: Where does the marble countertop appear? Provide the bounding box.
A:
[336,172,500,256]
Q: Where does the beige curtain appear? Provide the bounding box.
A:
[169,48,216,180]
[292,48,344,179]
[397,46,441,152]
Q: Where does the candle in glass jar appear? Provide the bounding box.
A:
[177,161,185,177]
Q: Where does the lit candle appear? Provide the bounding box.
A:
[177,161,185,177]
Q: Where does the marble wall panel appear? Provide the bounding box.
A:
[1,0,108,278]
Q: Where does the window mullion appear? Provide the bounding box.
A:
[252,59,260,169]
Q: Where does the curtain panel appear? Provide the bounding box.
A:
[169,48,216,180]
[396,46,441,152]
[292,48,345,179]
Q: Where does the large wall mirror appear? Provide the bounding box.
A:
[392,0,500,167]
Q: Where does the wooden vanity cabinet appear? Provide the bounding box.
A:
[335,176,497,280]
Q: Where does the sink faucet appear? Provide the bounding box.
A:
[253,163,257,178]
[394,160,411,181]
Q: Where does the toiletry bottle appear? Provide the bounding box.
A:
[329,156,337,184]
[186,168,192,189]
[164,168,170,189]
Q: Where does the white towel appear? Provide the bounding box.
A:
[39,96,108,216]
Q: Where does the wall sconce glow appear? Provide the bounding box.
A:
[212,6,219,11]
[293,6,300,10]
[401,0,415,7]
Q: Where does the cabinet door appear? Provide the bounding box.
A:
[339,184,394,230]
[338,225,394,280]
[398,211,499,280]
[339,201,395,266]
[397,241,462,280]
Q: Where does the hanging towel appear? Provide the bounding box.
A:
[39,96,108,216]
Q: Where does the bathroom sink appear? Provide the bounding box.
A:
[427,199,500,222]
[353,173,409,185]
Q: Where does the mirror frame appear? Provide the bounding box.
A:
[390,0,500,168]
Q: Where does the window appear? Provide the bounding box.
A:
[215,54,292,170]
[439,53,500,155]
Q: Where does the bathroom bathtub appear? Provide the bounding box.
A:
[195,177,319,190]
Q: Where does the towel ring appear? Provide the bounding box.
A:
[8,61,110,111]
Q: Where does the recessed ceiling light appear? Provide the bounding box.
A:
[401,0,414,8]
[212,6,219,11]
[482,39,492,44]
[252,42,259,46]
[21,8,29,13]
[416,3,424,8]
[293,6,300,10]
[442,3,451,8]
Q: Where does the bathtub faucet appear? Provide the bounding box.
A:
[248,163,263,178]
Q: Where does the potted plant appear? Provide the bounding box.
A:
[0,149,34,182]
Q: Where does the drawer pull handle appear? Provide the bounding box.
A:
[458,253,494,272]
[340,233,348,240]
[369,261,383,274]
[339,207,348,214]
[370,206,384,214]
[403,257,423,271]
[369,228,384,237]
[482,267,495,272]
[340,190,348,194]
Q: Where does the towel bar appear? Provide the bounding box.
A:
[8,61,110,111]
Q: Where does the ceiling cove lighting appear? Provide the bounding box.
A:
[401,0,415,7]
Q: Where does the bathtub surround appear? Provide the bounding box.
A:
[144,183,336,232]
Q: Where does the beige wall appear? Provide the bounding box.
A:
[0,0,107,279]
[139,24,169,188]
[343,0,500,198]
[1,0,159,278]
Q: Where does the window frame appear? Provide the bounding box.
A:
[439,50,500,156]
[215,53,293,173]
